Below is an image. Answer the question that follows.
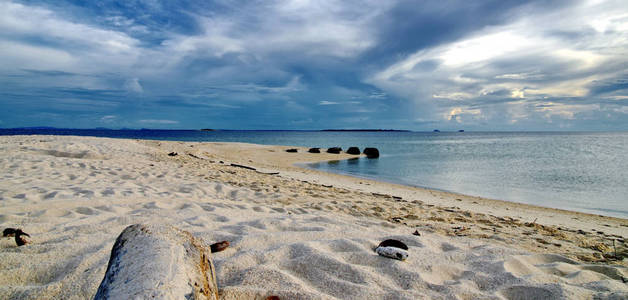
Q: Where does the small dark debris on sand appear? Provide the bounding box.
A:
[230,163,256,171]
[308,148,320,153]
[372,192,391,198]
[3,228,17,237]
[4,228,31,246]
[256,171,280,175]
[210,241,230,253]
[378,239,408,250]
[168,152,178,156]
[285,148,298,153]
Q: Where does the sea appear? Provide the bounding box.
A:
[2,128,627,219]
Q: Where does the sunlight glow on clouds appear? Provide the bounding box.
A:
[370,0,628,129]
[0,0,626,130]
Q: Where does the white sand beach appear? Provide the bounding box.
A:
[0,135,626,299]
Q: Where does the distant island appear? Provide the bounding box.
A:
[321,129,411,132]
[200,129,216,131]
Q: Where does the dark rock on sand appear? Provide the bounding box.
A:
[285,149,298,153]
[363,147,379,158]
[168,152,178,156]
[346,147,360,155]
[210,241,230,253]
[3,228,17,237]
[14,229,31,246]
[308,148,320,153]
[327,147,342,154]
[378,239,408,250]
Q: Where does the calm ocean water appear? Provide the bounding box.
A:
[2,129,627,218]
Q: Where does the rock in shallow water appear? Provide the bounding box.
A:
[326,147,342,154]
[363,147,379,158]
[346,147,360,155]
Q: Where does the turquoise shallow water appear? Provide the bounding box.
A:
[2,129,627,218]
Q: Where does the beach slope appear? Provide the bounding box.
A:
[0,135,626,299]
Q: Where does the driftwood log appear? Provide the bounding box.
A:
[94,224,218,300]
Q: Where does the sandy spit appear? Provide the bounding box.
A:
[0,135,626,299]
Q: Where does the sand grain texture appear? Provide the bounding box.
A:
[0,135,626,299]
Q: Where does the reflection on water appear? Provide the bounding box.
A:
[2,129,626,218]
[305,132,628,219]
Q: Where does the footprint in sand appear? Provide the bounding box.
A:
[200,204,216,212]
[75,207,98,215]
[252,206,267,212]
[499,285,557,300]
[503,254,628,288]
[100,188,115,196]
[441,243,459,252]
[271,207,286,213]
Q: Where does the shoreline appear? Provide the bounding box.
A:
[299,161,628,221]
[132,137,628,260]
[1,135,627,299]
[3,134,626,223]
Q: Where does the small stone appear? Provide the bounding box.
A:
[285,149,297,153]
[412,230,421,236]
[375,246,408,261]
[308,148,320,153]
[14,229,31,246]
[210,241,229,253]
[378,239,408,250]
[168,152,178,156]
[3,228,17,237]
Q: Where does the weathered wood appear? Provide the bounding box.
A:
[94,224,218,300]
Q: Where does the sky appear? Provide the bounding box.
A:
[0,0,627,130]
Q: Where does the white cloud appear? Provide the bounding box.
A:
[124,78,144,93]
[319,100,340,105]
[161,0,389,60]
[369,0,628,126]
[0,2,141,73]
[100,115,117,123]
